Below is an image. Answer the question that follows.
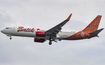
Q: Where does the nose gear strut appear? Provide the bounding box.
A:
[10,36,12,40]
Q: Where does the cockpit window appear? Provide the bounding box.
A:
[5,27,9,29]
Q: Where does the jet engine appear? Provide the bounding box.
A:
[34,37,45,43]
[36,31,46,37]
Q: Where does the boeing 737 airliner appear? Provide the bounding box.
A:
[1,14,104,45]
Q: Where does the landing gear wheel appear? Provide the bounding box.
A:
[10,37,12,40]
[49,41,52,45]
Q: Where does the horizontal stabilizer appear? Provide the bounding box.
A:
[89,28,104,35]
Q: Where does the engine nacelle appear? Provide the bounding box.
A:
[34,37,45,43]
[36,31,46,37]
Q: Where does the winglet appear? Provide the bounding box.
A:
[66,13,72,21]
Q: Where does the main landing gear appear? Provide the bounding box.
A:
[48,36,57,45]
[49,36,52,45]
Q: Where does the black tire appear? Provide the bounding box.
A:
[49,41,52,45]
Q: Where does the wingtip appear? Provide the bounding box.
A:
[101,28,104,30]
[66,13,72,21]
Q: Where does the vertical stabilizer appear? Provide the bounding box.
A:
[82,15,102,33]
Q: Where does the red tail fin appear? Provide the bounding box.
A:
[82,15,102,33]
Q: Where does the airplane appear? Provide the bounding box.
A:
[1,13,104,45]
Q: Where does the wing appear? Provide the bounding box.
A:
[46,13,72,37]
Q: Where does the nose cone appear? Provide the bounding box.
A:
[1,30,4,33]
[1,30,3,33]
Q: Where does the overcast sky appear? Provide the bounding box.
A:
[0,0,105,65]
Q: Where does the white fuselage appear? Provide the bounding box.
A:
[1,27,78,40]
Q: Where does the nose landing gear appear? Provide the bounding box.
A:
[10,36,12,40]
